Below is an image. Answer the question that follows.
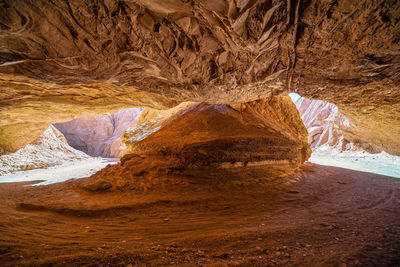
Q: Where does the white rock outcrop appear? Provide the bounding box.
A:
[295,97,354,151]
[0,125,91,175]
[54,108,142,158]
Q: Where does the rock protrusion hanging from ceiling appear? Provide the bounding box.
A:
[0,0,299,103]
[1,0,398,104]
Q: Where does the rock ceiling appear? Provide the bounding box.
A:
[0,0,399,154]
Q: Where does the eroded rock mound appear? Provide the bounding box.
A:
[85,96,310,190]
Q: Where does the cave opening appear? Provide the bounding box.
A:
[289,93,400,178]
[2,94,399,185]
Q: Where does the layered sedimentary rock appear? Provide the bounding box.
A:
[0,0,399,154]
[295,97,353,150]
[86,96,310,190]
[0,125,90,175]
[54,108,142,158]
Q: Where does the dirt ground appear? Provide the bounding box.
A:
[0,163,399,266]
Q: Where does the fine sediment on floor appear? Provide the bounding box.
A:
[1,164,399,266]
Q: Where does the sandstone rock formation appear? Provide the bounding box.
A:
[295,97,353,151]
[0,0,399,154]
[295,96,399,154]
[0,125,90,175]
[86,96,310,190]
[54,108,142,158]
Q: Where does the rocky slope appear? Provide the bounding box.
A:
[0,125,91,175]
[85,96,310,190]
[54,108,142,158]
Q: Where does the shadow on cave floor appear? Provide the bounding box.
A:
[0,164,399,266]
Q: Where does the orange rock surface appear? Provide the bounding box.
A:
[86,96,310,190]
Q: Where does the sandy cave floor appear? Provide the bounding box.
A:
[0,164,399,266]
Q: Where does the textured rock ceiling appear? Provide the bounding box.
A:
[0,0,399,154]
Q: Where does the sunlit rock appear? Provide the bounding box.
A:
[294,95,400,154]
[0,1,399,265]
[86,96,311,190]
[295,97,353,151]
[0,74,178,155]
[0,125,90,175]
[54,108,142,157]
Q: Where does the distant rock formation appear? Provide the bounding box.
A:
[0,125,90,175]
[54,108,142,158]
[295,97,355,151]
[0,107,143,175]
